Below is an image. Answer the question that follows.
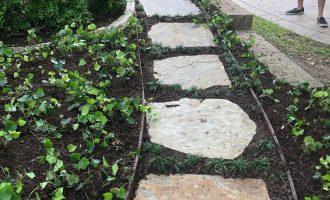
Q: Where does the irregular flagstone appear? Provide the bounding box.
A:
[139,0,200,17]
[135,174,270,200]
[147,98,256,159]
[154,55,231,89]
[148,23,215,48]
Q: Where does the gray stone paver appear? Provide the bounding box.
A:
[139,0,200,17]
[238,30,323,87]
[153,55,231,89]
[231,0,330,44]
[147,98,257,159]
[148,23,215,48]
[135,174,270,200]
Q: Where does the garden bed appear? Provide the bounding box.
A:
[0,18,147,199]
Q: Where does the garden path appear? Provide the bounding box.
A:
[135,0,271,199]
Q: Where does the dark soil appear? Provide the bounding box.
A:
[0,30,142,199]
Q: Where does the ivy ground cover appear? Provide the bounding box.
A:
[0,18,148,199]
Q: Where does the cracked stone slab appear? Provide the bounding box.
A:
[148,23,215,48]
[238,31,323,88]
[147,98,256,159]
[139,0,200,17]
[154,55,231,89]
[135,174,270,200]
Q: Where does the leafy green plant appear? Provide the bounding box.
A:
[229,157,249,174]
[187,86,199,98]
[206,159,229,174]
[252,157,270,174]
[0,182,21,200]
[148,154,182,174]
[147,43,169,58]
[183,155,202,168]
[256,139,275,151]
[147,80,161,92]
[314,155,330,191]
[303,136,323,154]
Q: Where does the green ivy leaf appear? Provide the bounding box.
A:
[79,59,87,66]
[43,138,53,148]
[0,182,15,200]
[40,182,48,189]
[72,123,79,130]
[17,118,26,127]
[53,187,65,200]
[81,105,90,116]
[112,163,119,176]
[26,172,36,179]
[103,192,113,200]
[67,144,77,153]
[87,23,97,30]
[75,157,89,171]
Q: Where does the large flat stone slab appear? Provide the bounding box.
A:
[154,55,231,89]
[147,99,256,159]
[135,174,270,200]
[148,23,215,48]
[238,31,323,88]
[139,0,200,17]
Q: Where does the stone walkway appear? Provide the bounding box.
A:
[231,0,330,44]
[136,0,270,199]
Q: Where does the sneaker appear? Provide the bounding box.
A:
[286,7,304,15]
[317,17,328,27]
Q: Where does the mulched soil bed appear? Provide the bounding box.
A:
[0,29,143,199]
[133,5,293,200]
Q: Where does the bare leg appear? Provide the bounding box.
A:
[298,0,304,9]
[318,0,326,17]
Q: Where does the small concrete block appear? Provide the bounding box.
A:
[216,0,254,30]
[147,98,257,159]
[135,174,270,200]
[153,55,231,89]
[148,23,215,48]
[139,0,200,17]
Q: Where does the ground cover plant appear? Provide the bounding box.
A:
[0,0,127,45]
[0,17,149,199]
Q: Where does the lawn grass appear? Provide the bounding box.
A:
[252,16,330,65]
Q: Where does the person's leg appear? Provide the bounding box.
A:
[298,0,304,9]
[318,0,326,17]
[286,0,305,15]
[317,0,328,27]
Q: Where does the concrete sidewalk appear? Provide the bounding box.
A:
[232,0,330,44]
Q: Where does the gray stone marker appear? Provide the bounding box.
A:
[154,55,231,89]
[148,23,216,48]
[135,174,270,200]
[147,98,256,159]
[238,31,323,88]
[139,0,200,17]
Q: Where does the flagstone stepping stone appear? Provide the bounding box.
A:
[153,55,230,89]
[147,98,256,159]
[139,0,200,17]
[135,174,270,200]
[148,23,215,48]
